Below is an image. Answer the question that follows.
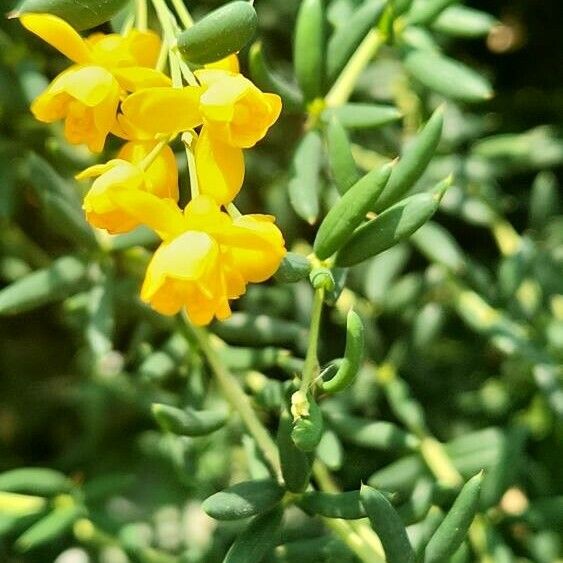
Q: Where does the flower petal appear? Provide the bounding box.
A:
[120,86,203,137]
[112,67,171,92]
[195,126,244,205]
[20,14,91,64]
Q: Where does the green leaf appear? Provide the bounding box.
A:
[325,117,361,195]
[424,472,483,563]
[360,484,415,563]
[405,51,493,103]
[293,0,325,100]
[291,395,324,452]
[316,430,343,471]
[321,310,364,393]
[12,0,129,30]
[0,256,89,316]
[326,411,419,451]
[323,103,402,130]
[214,313,305,346]
[411,221,466,272]
[0,469,73,496]
[16,505,84,551]
[375,107,444,212]
[177,1,257,65]
[274,252,312,284]
[288,130,323,224]
[278,409,313,493]
[224,507,283,563]
[326,0,385,85]
[314,162,393,260]
[432,6,497,38]
[336,177,450,267]
[249,42,304,114]
[203,479,284,521]
[0,492,46,517]
[299,490,367,519]
[26,153,97,249]
[151,404,227,437]
[406,0,458,26]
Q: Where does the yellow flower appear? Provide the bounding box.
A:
[194,126,244,205]
[138,196,286,323]
[77,151,179,234]
[204,54,240,73]
[196,69,282,148]
[118,141,179,201]
[20,14,170,151]
[116,86,203,139]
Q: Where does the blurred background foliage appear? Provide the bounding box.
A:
[0,0,562,562]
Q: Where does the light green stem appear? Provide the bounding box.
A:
[151,0,182,87]
[325,30,385,107]
[170,0,194,28]
[135,0,148,30]
[182,131,200,198]
[313,462,386,562]
[300,287,325,393]
[138,137,172,170]
[184,318,282,480]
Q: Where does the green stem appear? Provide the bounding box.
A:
[183,317,282,480]
[324,30,384,107]
[135,0,148,30]
[151,0,182,87]
[182,131,200,198]
[300,287,325,393]
[138,137,172,170]
[170,0,194,28]
[313,462,386,562]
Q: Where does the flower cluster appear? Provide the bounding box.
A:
[21,13,285,325]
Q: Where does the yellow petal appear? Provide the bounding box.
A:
[52,66,119,106]
[227,215,286,282]
[195,126,244,205]
[19,13,91,64]
[107,190,186,240]
[141,232,224,320]
[120,87,203,137]
[204,54,240,73]
[112,67,171,92]
[118,141,179,200]
[124,29,162,68]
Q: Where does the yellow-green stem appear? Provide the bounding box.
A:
[325,30,384,107]
[170,0,194,28]
[183,317,282,480]
[135,0,148,30]
[151,0,182,87]
[138,137,172,171]
[182,131,200,199]
[300,287,325,393]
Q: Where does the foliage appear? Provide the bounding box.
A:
[0,0,561,562]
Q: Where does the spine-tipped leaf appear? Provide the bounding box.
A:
[293,0,325,100]
[314,162,393,259]
[337,178,450,267]
[424,472,483,563]
[325,117,361,195]
[375,107,443,212]
[360,484,415,563]
[326,0,385,85]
